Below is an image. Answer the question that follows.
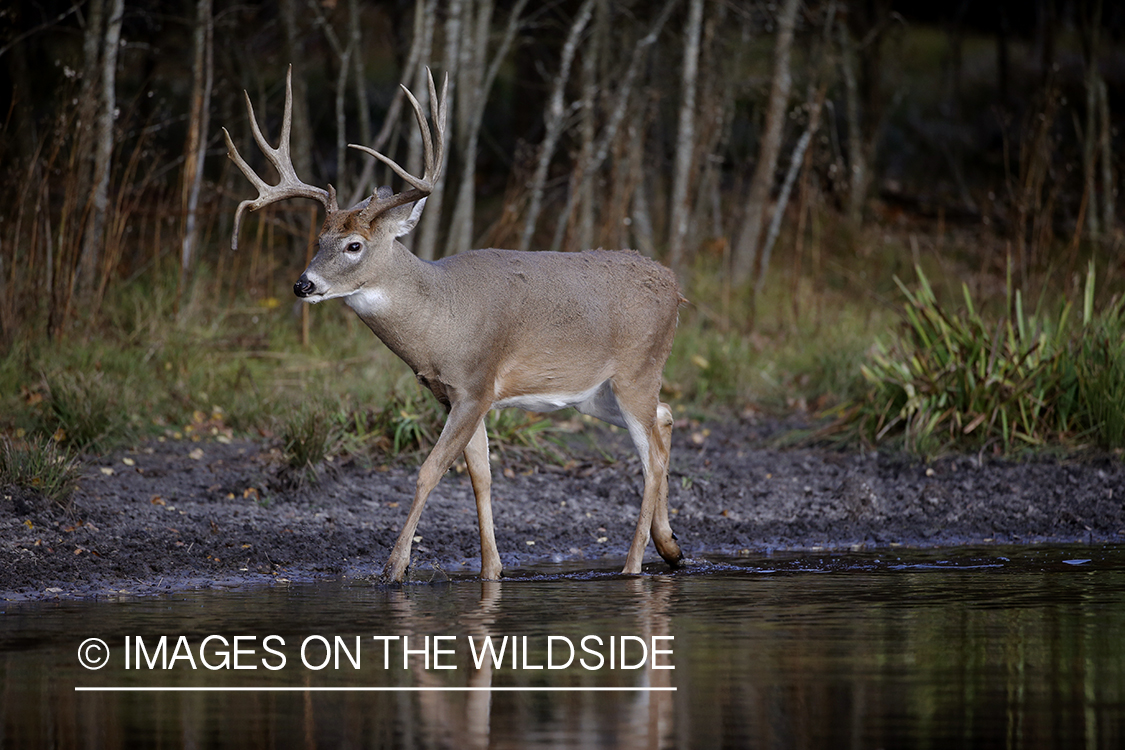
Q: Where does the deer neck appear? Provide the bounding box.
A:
[343,240,448,376]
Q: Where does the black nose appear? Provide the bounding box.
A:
[294,276,315,297]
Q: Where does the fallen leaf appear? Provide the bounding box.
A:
[122,457,135,466]
[100,467,114,476]
[188,448,204,460]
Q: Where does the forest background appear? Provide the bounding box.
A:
[1,0,1124,487]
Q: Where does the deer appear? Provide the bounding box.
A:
[223,67,684,583]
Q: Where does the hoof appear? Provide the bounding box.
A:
[381,561,409,584]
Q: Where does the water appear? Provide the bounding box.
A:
[3,545,1124,749]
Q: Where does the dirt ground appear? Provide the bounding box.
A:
[3,416,1124,600]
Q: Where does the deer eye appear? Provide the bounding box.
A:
[345,241,363,253]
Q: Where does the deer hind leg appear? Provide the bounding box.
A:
[648,402,682,567]
[464,418,502,580]
[617,393,682,576]
[383,399,489,583]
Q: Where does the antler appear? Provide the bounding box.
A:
[351,68,448,223]
[222,65,338,249]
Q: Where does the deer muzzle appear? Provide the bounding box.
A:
[293,275,316,298]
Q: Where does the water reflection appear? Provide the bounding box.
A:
[1,546,1124,748]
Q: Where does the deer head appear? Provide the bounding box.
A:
[222,66,447,303]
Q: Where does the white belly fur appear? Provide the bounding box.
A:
[492,379,627,429]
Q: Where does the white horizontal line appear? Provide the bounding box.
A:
[75,686,676,693]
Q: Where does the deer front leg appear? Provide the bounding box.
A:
[463,418,502,580]
[383,399,490,583]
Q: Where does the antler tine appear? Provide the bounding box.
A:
[224,65,337,249]
[426,68,448,184]
[350,68,448,221]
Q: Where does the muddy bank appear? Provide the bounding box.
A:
[3,418,1124,600]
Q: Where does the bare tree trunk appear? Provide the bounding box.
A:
[1098,76,1114,236]
[280,0,314,183]
[179,0,214,303]
[692,0,737,248]
[77,0,123,308]
[445,0,528,256]
[405,0,437,181]
[518,0,596,252]
[668,0,703,273]
[76,0,105,190]
[757,83,826,301]
[1081,0,1103,240]
[630,95,657,257]
[446,0,496,251]
[731,0,798,285]
[414,0,462,261]
[837,7,865,230]
[572,0,607,253]
[308,0,355,198]
[334,45,352,195]
[756,3,836,300]
[348,0,372,151]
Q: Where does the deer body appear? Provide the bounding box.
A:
[225,69,683,582]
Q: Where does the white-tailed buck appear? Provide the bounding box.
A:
[224,68,684,582]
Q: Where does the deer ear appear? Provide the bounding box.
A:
[394,197,426,237]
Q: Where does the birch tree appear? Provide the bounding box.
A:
[279,0,314,184]
[731,0,799,285]
[76,0,123,306]
[756,3,838,301]
[307,0,354,199]
[668,0,703,273]
[1080,0,1103,240]
[837,7,864,228]
[414,0,462,261]
[180,0,214,294]
[1098,77,1114,236]
[444,0,529,256]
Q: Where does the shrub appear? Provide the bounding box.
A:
[0,435,83,511]
[852,262,1125,455]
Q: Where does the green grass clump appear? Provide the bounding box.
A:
[278,399,345,483]
[42,371,137,453]
[0,436,83,510]
[361,386,563,464]
[851,262,1125,455]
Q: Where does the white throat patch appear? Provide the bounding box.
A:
[345,288,392,317]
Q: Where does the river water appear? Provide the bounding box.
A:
[2,545,1124,748]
